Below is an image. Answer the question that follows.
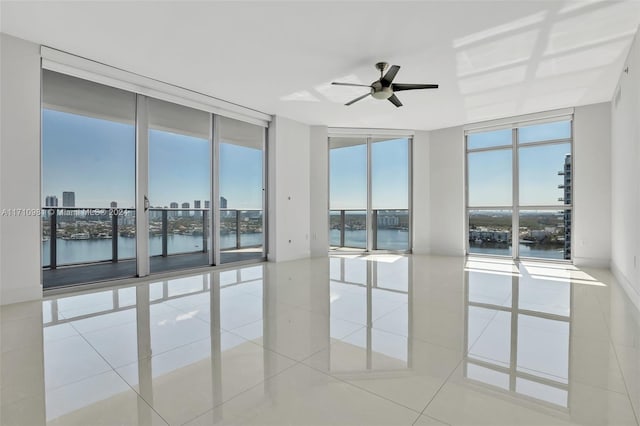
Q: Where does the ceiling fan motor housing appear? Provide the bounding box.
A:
[371,85,393,99]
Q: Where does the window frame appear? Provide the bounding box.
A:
[465,117,574,261]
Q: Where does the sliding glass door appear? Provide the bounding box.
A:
[372,138,410,251]
[329,135,411,252]
[147,98,211,273]
[41,71,137,287]
[41,70,268,289]
[329,137,368,250]
[218,117,266,264]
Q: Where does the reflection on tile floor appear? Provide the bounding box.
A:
[1,255,639,425]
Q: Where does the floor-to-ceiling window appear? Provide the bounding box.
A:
[371,138,410,251]
[218,117,266,264]
[41,68,268,288]
[147,98,211,273]
[41,70,137,287]
[329,137,368,250]
[466,117,573,260]
[329,135,411,252]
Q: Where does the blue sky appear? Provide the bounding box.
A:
[330,138,409,209]
[467,121,571,206]
[43,109,263,209]
[42,109,136,207]
[43,110,569,210]
[467,145,570,207]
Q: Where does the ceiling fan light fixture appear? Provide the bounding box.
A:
[371,86,392,100]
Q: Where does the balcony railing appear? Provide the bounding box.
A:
[329,209,409,251]
[148,208,209,257]
[220,209,264,250]
[42,207,264,269]
[42,207,136,269]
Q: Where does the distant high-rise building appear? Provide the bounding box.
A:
[62,191,75,207]
[45,195,58,207]
[220,196,228,209]
[558,154,572,260]
[110,201,117,208]
[194,200,201,209]
[182,202,190,217]
[169,202,179,218]
[204,200,210,209]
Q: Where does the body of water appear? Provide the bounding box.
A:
[42,230,562,266]
[470,243,566,260]
[330,229,409,251]
[42,232,264,266]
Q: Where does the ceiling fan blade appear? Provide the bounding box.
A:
[345,92,371,106]
[388,94,403,108]
[332,82,372,88]
[392,83,439,92]
[381,65,401,86]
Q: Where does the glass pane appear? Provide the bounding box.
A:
[371,138,409,209]
[467,128,512,150]
[329,211,341,247]
[330,137,367,249]
[518,120,571,144]
[375,210,409,250]
[148,98,211,273]
[519,143,571,206]
[467,149,512,206]
[344,210,366,249]
[468,209,513,256]
[329,138,367,209]
[41,71,137,288]
[219,116,265,264]
[519,210,570,260]
[371,138,409,251]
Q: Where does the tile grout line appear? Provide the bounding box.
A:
[178,360,304,426]
[72,309,303,426]
[411,412,452,426]
[65,320,172,426]
[297,348,432,417]
[416,357,464,419]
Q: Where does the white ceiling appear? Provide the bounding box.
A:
[2,1,639,130]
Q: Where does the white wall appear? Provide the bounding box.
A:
[428,126,466,256]
[573,103,611,268]
[611,29,640,310]
[267,115,311,262]
[0,34,42,305]
[412,131,430,254]
[309,126,329,257]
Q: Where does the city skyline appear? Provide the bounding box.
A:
[43,192,235,210]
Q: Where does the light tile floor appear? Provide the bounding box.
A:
[1,255,639,425]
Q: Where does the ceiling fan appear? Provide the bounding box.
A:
[332,62,438,107]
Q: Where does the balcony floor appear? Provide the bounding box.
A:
[43,249,264,288]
